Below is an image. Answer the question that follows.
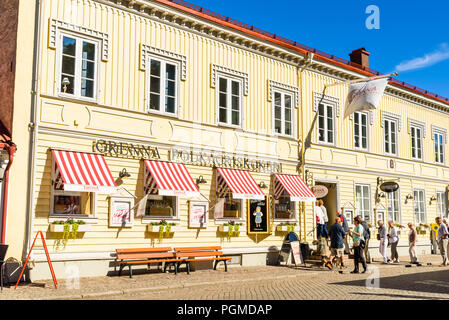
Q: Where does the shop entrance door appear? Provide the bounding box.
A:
[315,181,339,231]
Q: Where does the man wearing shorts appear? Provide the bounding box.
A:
[328,217,346,270]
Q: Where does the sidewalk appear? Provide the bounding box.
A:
[0,254,445,300]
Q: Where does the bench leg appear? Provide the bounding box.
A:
[174,262,178,275]
[129,265,133,278]
[186,261,190,275]
[224,260,228,272]
[118,264,124,277]
[213,260,218,270]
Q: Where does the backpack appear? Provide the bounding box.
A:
[361,221,370,240]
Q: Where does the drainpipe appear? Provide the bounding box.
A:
[1,142,17,244]
[297,52,314,241]
[23,0,43,260]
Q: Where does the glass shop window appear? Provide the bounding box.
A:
[273,197,295,220]
[52,191,94,216]
[145,195,177,218]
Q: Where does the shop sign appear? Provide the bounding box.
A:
[189,201,209,228]
[311,185,328,198]
[94,139,160,160]
[247,197,271,234]
[170,147,282,173]
[109,196,134,227]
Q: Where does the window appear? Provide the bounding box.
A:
[437,191,448,218]
[273,91,293,136]
[353,112,368,150]
[434,132,445,164]
[273,196,295,220]
[384,119,398,155]
[147,57,178,115]
[411,126,423,160]
[414,189,426,224]
[58,34,98,99]
[52,191,95,216]
[355,184,371,221]
[145,195,177,218]
[317,103,334,144]
[387,189,400,222]
[218,76,241,127]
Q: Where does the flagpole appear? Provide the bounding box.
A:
[324,72,398,89]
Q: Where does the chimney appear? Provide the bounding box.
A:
[349,48,370,69]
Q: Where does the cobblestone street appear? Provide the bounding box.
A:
[1,254,448,300]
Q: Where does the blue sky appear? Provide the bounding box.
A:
[189,0,449,98]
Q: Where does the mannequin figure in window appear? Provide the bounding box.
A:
[253,206,263,228]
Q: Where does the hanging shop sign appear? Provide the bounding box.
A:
[189,200,209,228]
[379,181,399,193]
[170,147,282,173]
[247,197,271,234]
[311,185,328,198]
[109,196,134,227]
[94,139,160,160]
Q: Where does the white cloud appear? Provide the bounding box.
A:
[394,43,449,72]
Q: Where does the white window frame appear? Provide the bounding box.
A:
[437,191,448,219]
[432,126,446,165]
[145,55,181,117]
[141,194,180,222]
[386,188,401,223]
[272,196,297,222]
[410,125,424,161]
[272,90,295,138]
[316,102,336,145]
[216,75,243,128]
[353,111,369,151]
[384,119,398,156]
[50,159,97,219]
[355,183,371,222]
[413,189,426,224]
[56,30,100,102]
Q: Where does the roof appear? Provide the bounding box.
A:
[152,0,449,107]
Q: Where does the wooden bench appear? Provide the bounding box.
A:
[173,246,232,274]
[115,247,179,278]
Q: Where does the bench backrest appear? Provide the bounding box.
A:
[116,247,174,260]
[173,246,223,258]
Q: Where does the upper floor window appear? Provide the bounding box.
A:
[355,184,371,221]
[353,112,368,150]
[218,76,242,127]
[273,91,293,136]
[317,103,335,144]
[414,189,426,224]
[58,34,98,100]
[434,132,445,164]
[384,119,398,156]
[147,57,178,116]
[411,126,423,160]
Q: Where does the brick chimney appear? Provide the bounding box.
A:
[349,48,370,69]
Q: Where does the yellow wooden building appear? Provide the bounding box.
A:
[3,0,449,280]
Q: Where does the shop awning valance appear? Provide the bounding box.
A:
[144,160,200,198]
[52,149,117,193]
[217,167,265,200]
[273,174,316,202]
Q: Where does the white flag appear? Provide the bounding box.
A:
[344,78,388,118]
[214,198,225,219]
[135,193,150,217]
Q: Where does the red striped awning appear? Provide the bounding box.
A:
[273,174,316,202]
[217,168,265,200]
[144,160,200,198]
[52,149,117,193]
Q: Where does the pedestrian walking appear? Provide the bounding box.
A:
[436,217,449,266]
[377,220,390,264]
[407,223,419,264]
[348,216,367,274]
[359,215,371,263]
[319,200,329,239]
[315,200,325,238]
[337,211,350,254]
[388,220,400,263]
[328,217,346,270]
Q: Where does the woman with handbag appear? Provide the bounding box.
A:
[388,220,400,263]
[348,216,367,273]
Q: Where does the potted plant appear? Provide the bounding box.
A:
[276,221,296,232]
[218,220,242,237]
[147,219,180,238]
[50,218,90,245]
